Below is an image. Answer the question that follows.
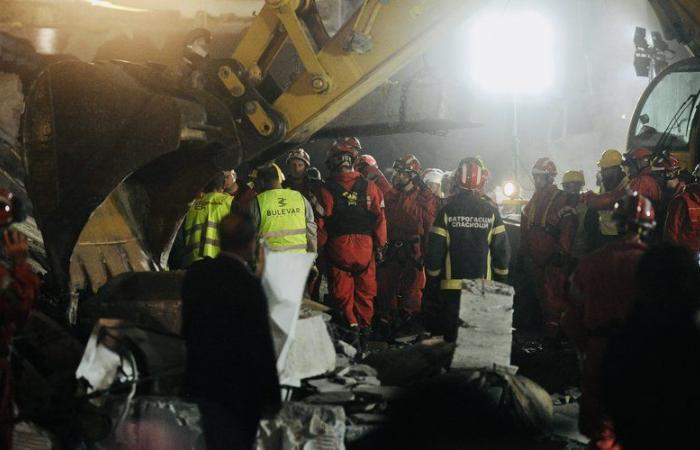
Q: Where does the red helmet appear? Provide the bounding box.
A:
[0,188,18,227]
[393,154,421,175]
[532,157,558,176]
[613,191,656,232]
[650,153,681,180]
[456,157,488,191]
[623,147,652,165]
[326,142,358,172]
[332,137,362,154]
[285,148,311,167]
[353,154,378,171]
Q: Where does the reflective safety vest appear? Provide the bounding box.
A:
[183,192,233,266]
[257,188,308,253]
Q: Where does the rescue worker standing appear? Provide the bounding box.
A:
[424,158,510,344]
[561,170,588,258]
[664,163,700,251]
[594,150,628,249]
[251,163,317,254]
[520,158,577,337]
[650,152,684,234]
[0,189,40,447]
[183,173,233,267]
[371,154,439,327]
[423,169,445,198]
[317,137,387,351]
[283,148,325,219]
[563,192,655,448]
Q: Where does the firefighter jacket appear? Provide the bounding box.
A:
[425,190,511,289]
[252,188,317,253]
[284,177,325,219]
[664,183,700,252]
[520,185,578,266]
[375,173,439,258]
[317,172,387,268]
[183,191,233,266]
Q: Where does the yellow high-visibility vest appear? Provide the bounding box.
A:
[257,188,307,253]
[183,192,233,266]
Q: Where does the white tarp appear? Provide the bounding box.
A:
[260,250,317,383]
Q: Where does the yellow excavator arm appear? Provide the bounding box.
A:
[20,0,481,299]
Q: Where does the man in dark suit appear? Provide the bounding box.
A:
[181,208,281,450]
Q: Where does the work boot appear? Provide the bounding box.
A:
[357,327,371,359]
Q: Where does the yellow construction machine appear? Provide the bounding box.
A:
[16,0,480,323]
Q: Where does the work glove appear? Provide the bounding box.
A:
[3,229,29,265]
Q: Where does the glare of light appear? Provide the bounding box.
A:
[86,0,147,12]
[468,12,555,95]
[503,180,518,198]
[33,28,59,54]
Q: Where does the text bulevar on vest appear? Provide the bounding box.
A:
[257,188,308,253]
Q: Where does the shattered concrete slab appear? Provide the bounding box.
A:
[281,315,337,385]
[453,279,514,369]
[257,402,346,450]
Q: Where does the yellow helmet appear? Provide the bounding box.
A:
[597,149,623,169]
[562,170,585,185]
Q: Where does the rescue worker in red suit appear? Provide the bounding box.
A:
[0,189,40,448]
[584,148,662,217]
[358,154,439,333]
[520,158,578,337]
[317,138,387,353]
[563,192,655,450]
[650,152,685,234]
[664,163,700,251]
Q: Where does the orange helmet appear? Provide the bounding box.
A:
[650,153,681,180]
[613,191,656,233]
[532,157,558,176]
[354,154,378,172]
[393,154,421,175]
[456,157,488,191]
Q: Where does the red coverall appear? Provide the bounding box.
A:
[664,183,700,251]
[564,236,645,448]
[584,170,662,211]
[318,172,387,328]
[0,260,39,447]
[374,174,438,319]
[520,185,577,336]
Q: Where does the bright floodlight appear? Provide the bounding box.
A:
[469,12,555,95]
[503,181,518,198]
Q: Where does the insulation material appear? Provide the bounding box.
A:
[452,279,515,370]
[257,402,346,450]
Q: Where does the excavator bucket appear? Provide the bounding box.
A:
[22,59,241,294]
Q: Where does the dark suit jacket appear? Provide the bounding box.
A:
[181,254,281,419]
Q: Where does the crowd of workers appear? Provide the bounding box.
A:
[178,138,700,449]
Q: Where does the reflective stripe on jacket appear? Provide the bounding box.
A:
[257,188,308,253]
[183,192,233,266]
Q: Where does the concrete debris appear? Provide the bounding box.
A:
[281,315,337,385]
[336,340,357,359]
[362,338,455,386]
[12,421,54,450]
[256,402,346,450]
[0,72,22,145]
[452,279,515,370]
